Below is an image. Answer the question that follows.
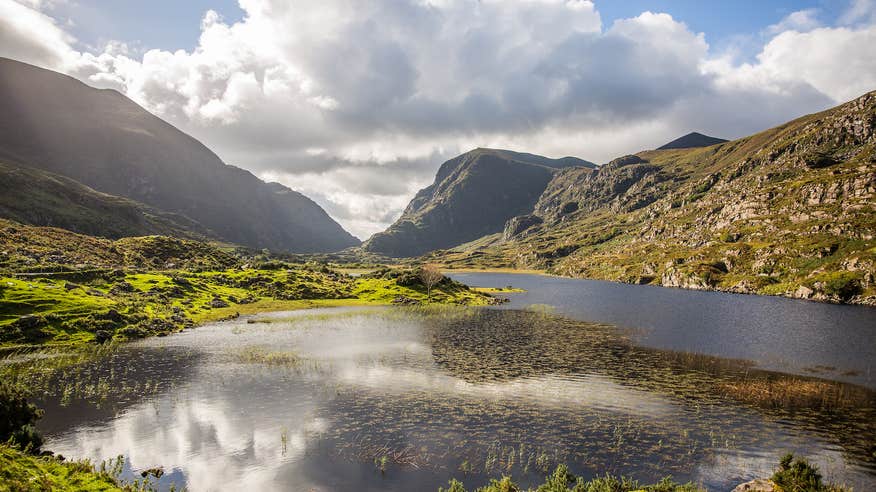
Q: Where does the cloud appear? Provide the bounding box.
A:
[1,0,875,238]
[840,0,876,25]
[766,9,821,35]
[0,0,76,68]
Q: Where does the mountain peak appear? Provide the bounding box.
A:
[465,148,595,169]
[657,132,728,150]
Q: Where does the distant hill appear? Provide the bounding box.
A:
[0,218,238,272]
[0,57,359,252]
[362,148,594,257]
[657,132,728,150]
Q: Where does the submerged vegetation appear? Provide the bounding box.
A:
[439,455,849,492]
[1,306,872,490]
[439,464,703,492]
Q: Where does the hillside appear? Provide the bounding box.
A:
[0,57,359,253]
[362,148,594,257]
[0,160,213,240]
[431,91,876,305]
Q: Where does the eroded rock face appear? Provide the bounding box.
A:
[504,214,544,240]
[535,158,665,219]
[660,267,714,291]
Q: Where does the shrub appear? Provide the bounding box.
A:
[0,381,44,452]
[772,454,825,492]
[807,271,863,300]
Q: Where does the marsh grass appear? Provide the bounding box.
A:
[717,377,874,410]
[7,306,875,490]
[232,346,302,367]
[438,464,704,492]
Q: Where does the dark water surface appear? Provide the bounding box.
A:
[24,276,876,491]
[450,273,876,388]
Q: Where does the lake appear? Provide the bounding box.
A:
[28,274,876,491]
[450,273,876,389]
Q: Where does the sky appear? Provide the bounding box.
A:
[2,0,876,239]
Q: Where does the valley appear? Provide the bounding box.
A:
[0,52,874,492]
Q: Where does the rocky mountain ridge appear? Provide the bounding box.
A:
[363,148,594,257]
[428,92,876,304]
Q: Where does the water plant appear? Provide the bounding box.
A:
[771,454,848,492]
[437,464,703,492]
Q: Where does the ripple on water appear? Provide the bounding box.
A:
[16,306,875,491]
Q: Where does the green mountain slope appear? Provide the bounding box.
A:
[0,57,359,252]
[0,160,212,240]
[433,92,876,304]
[363,148,594,257]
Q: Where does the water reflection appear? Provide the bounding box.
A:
[448,272,876,388]
[28,306,876,491]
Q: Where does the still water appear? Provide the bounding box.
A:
[450,273,876,388]
[29,274,876,491]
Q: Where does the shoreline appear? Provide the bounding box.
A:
[441,267,876,307]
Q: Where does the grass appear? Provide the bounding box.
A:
[439,455,853,492]
[438,464,703,492]
[0,264,494,349]
[0,445,125,492]
[717,377,873,410]
[232,346,301,366]
[471,287,527,294]
[772,454,849,492]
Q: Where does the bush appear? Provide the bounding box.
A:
[0,381,44,452]
[807,271,863,300]
[772,454,826,492]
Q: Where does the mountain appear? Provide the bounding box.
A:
[0,57,359,252]
[427,92,876,304]
[657,132,728,150]
[0,159,213,240]
[362,148,595,257]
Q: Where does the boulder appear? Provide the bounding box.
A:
[110,281,135,294]
[391,295,421,305]
[14,315,46,330]
[94,330,113,344]
[732,479,776,492]
[210,297,230,308]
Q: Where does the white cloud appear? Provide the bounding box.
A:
[766,9,821,34]
[840,0,876,25]
[1,0,875,238]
